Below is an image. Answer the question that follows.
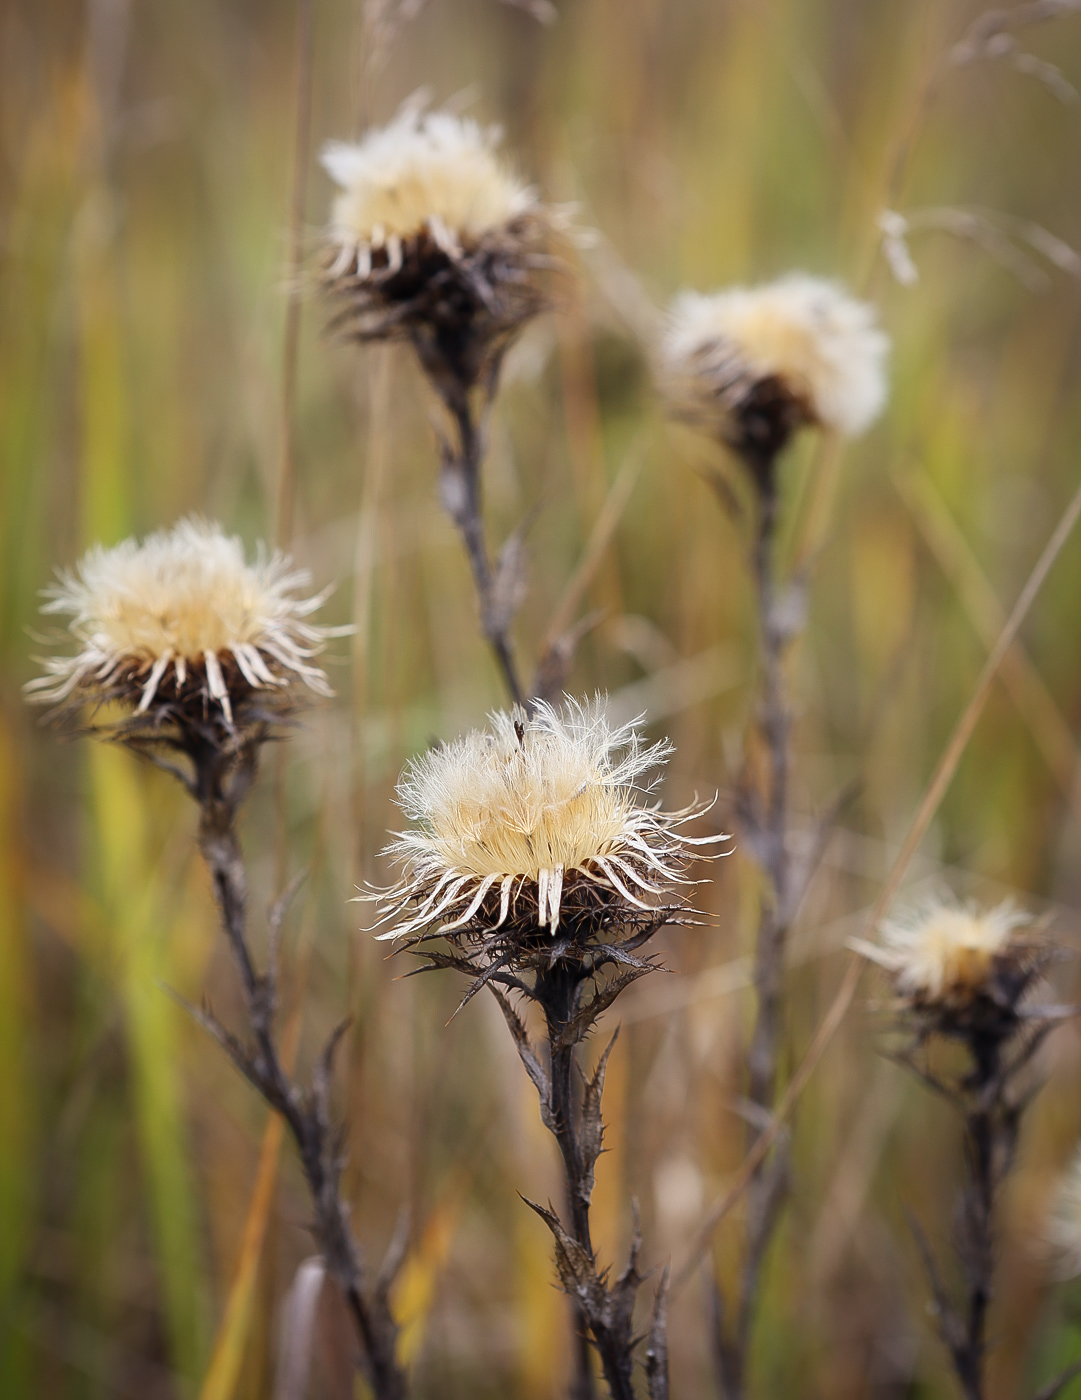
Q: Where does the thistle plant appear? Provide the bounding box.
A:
[854,898,1077,1400]
[660,273,888,1400]
[26,518,407,1400]
[322,101,567,706]
[372,698,724,1399]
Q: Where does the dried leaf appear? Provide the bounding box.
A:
[274,1256,326,1400]
[556,968,650,1049]
[580,1030,619,1207]
[644,1266,670,1400]
[522,1197,606,1320]
[491,990,555,1132]
[486,526,530,637]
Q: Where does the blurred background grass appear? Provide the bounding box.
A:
[5,1,1081,1396]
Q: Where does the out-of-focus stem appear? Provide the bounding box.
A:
[713,451,793,1400]
[442,394,526,708]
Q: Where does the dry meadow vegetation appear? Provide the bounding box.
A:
[5,1,1081,1397]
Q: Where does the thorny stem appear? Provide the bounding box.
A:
[441,388,526,709]
[538,960,636,1400]
[715,452,793,1400]
[194,747,406,1400]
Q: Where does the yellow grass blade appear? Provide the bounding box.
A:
[198,1006,305,1400]
[89,745,208,1382]
[0,720,35,1391]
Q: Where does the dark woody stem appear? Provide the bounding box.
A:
[440,384,526,709]
[947,1034,1014,1400]
[537,959,635,1400]
[193,742,407,1400]
[713,448,792,1400]
[957,1046,1001,1400]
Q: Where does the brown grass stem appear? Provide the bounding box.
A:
[441,392,526,708]
[894,467,1081,813]
[275,0,315,550]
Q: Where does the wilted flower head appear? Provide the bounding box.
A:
[662,273,888,465]
[26,517,337,728]
[851,897,1041,1034]
[322,102,560,399]
[1045,1148,1081,1280]
[373,698,721,948]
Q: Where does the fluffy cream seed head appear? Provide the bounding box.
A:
[851,898,1032,1005]
[322,106,538,273]
[663,273,889,439]
[26,517,337,724]
[1045,1148,1081,1280]
[375,699,718,939]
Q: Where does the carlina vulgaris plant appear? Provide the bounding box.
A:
[658,273,889,1400]
[320,97,575,708]
[852,896,1080,1400]
[25,516,409,1400]
[369,697,728,1400]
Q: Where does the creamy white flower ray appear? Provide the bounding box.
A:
[662,273,889,441]
[850,896,1033,1004]
[26,517,341,721]
[366,698,728,941]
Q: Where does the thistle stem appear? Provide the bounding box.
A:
[537,960,635,1400]
[714,453,793,1400]
[442,393,526,709]
[953,1037,1009,1400]
[194,750,406,1400]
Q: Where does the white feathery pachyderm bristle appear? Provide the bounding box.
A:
[373,697,723,940]
[322,106,537,254]
[25,517,337,725]
[1045,1147,1081,1280]
[662,273,889,452]
[850,897,1032,1006]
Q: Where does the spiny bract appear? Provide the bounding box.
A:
[373,698,718,939]
[663,273,888,441]
[25,517,336,724]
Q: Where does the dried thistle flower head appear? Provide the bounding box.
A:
[321,103,560,400]
[1045,1148,1081,1280]
[373,698,720,946]
[852,897,1037,1016]
[662,274,888,465]
[26,517,337,728]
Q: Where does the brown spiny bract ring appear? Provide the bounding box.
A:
[660,274,889,467]
[320,104,564,400]
[24,517,341,745]
[850,897,1047,1042]
[368,699,726,970]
